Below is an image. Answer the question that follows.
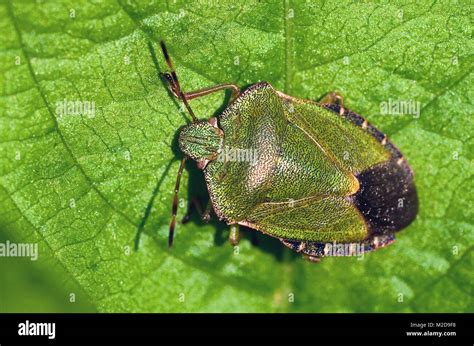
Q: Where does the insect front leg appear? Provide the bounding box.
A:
[229,224,240,246]
[181,197,212,224]
[168,157,187,247]
[319,91,345,115]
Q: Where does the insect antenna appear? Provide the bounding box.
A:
[160,41,198,123]
[168,157,187,247]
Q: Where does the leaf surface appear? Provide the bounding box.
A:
[0,0,472,312]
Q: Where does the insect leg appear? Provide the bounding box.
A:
[181,198,212,224]
[303,254,322,263]
[168,157,187,247]
[229,224,240,246]
[319,91,345,115]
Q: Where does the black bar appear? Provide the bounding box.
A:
[0,313,471,345]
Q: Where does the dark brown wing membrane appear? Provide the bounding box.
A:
[322,103,418,236]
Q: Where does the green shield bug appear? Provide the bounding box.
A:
[159,42,418,262]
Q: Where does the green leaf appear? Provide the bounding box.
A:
[0,0,472,312]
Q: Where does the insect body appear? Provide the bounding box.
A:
[160,42,418,261]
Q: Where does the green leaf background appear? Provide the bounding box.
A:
[0,0,472,312]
